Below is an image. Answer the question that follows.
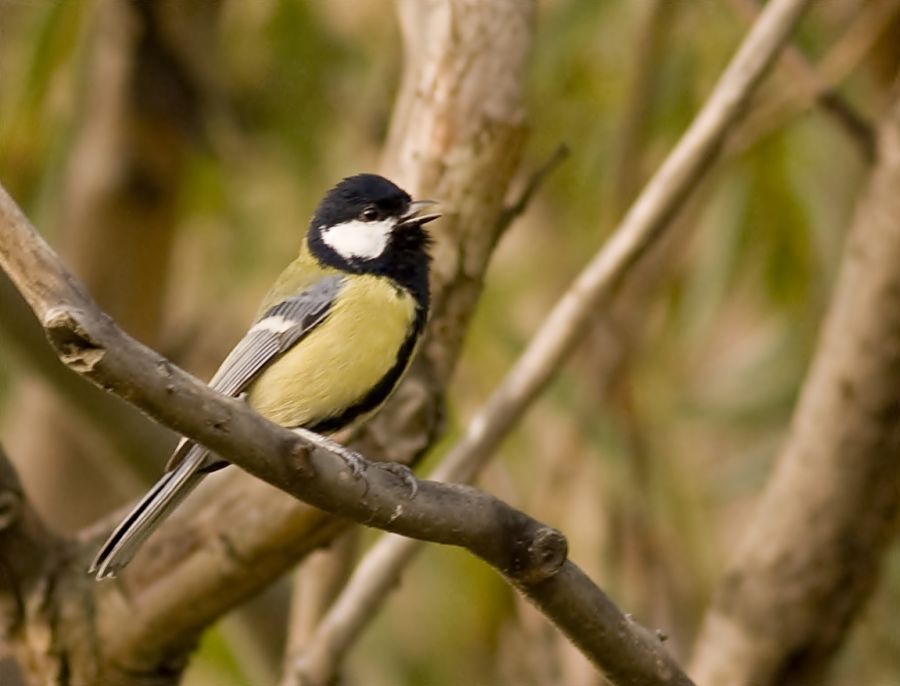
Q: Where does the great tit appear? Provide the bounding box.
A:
[90,173,439,579]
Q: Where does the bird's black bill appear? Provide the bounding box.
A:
[400,199,441,227]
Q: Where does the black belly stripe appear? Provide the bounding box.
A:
[305,304,426,434]
[304,220,431,434]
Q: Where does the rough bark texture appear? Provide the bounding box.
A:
[690,96,900,686]
[0,445,85,686]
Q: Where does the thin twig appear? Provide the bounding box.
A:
[728,0,900,159]
[495,143,570,235]
[283,531,358,673]
[282,0,815,683]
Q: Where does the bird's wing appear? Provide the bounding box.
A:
[208,273,345,396]
[165,274,344,472]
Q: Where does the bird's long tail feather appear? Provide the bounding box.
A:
[89,447,208,579]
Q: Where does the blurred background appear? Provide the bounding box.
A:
[1,0,898,684]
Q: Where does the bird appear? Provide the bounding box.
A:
[90,173,439,579]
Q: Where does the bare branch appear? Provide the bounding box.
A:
[0,182,691,685]
[495,143,570,235]
[429,0,818,487]
[728,0,900,159]
[283,532,358,672]
[280,532,422,686]
[0,271,175,481]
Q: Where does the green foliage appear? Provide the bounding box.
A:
[0,0,86,212]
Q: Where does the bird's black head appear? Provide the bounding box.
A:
[312,174,411,230]
[307,174,438,296]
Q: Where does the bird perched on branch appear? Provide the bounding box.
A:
[90,174,439,579]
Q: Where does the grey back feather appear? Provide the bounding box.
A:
[90,275,345,578]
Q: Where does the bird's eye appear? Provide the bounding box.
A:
[360,207,380,222]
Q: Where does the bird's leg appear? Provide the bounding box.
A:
[292,427,368,477]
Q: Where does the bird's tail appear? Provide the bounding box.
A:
[89,446,208,579]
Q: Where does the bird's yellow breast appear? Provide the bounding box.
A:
[245,275,418,428]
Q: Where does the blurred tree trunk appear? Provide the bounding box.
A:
[690,90,900,686]
[6,0,207,529]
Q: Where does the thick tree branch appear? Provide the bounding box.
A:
[0,444,59,617]
[690,91,900,686]
[0,444,72,686]
[0,271,175,481]
[0,182,690,684]
[283,0,815,682]
[88,470,347,674]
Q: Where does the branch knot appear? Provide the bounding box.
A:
[43,306,106,373]
[515,526,568,584]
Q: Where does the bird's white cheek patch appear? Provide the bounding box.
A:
[322,219,393,260]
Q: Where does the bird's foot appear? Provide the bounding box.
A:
[292,427,368,477]
[376,462,419,499]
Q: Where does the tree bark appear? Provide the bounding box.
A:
[690,94,900,686]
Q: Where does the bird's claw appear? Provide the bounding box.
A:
[377,462,418,499]
[291,427,368,478]
[334,445,368,478]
